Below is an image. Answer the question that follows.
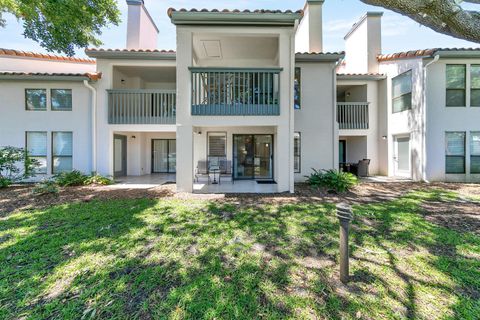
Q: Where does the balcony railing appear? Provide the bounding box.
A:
[107,89,176,124]
[337,102,369,130]
[190,67,281,116]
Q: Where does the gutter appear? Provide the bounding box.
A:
[421,55,440,182]
[83,80,97,173]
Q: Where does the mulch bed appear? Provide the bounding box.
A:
[1,182,479,234]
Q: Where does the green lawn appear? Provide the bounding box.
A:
[0,189,479,319]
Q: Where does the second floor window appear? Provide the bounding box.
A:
[392,70,412,113]
[51,89,72,111]
[294,67,301,109]
[446,64,466,107]
[471,65,480,107]
[445,131,466,174]
[25,89,47,110]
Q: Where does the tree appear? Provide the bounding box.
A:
[0,0,120,56]
[0,146,39,188]
[360,0,480,44]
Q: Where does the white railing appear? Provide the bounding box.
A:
[337,102,369,130]
[108,89,176,124]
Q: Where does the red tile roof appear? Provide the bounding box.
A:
[85,48,176,54]
[167,8,304,17]
[378,48,480,61]
[0,48,95,64]
[296,51,345,55]
[0,71,101,80]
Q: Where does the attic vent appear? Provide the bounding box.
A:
[202,40,222,58]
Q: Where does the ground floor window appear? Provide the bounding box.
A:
[208,132,227,158]
[470,131,480,173]
[294,132,301,173]
[445,131,465,174]
[52,132,73,173]
[26,131,47,174]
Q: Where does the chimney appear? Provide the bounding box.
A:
[343,12,383,74]
[126,0,159,49]
[295,0,324,53]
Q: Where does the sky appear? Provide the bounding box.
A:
[0,0,479,58]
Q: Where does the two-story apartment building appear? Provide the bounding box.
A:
[1,0,479,193]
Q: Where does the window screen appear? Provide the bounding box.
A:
[51,89,72,111]
[471,65,480,107]
[25,89,47,110]
[392,70,412,113]
[445,132,465,174]
[26,131,47,174]
[52,132,73,173]
[294,132,301,173]
[446,65,466,107]
[471,132,480,174]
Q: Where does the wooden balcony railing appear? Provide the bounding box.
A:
[107,89,176,124]
[337,102,369,130]
[190,67,281,116]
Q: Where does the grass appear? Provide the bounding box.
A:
[0,189,479,319]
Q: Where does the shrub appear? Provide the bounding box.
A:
[84,174,114,186]
[32,180,59,195]
[305,169,358,193]
[0,146,39,188]
[53,170,89,187]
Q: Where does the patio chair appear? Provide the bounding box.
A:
[195,160,210,183]
[357,159,371,177]
[218,159,234,184]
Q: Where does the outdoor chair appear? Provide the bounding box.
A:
[218,159,234,184]
[357,159,371,177]
[195,160,210,183]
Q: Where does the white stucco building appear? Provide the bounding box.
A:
[1,0,479,192]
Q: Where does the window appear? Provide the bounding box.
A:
[26,132,47,174]
[446,65,466,107]
[51,89,72,111]
[471,65,480,107]
[294,67,301,109]
[208,132,226,157]
[52,132,73,173]
[445,132,466,174]
[294,132,301,173]
[392,70,412,113]
[25,89,47,110]
[471,132,480,174]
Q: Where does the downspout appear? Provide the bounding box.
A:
[421,55,439,182]
[83,80,97,173]
[332,59,341,169]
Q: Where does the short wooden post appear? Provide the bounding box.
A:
[336,203,353,284]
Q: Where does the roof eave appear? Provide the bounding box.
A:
[434,50,480,59]
[169,12,303,26]
[337,74,386,81]
[0,74,96,81]
[85,51,176,60]
[295,53,345,62]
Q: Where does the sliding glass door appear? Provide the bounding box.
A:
[152,139,176,173]
[233,134,273,180]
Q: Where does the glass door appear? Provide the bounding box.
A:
[113,135,127,177]
[394,136,411,177]
[152,139,176,173]
[233,134,273,180]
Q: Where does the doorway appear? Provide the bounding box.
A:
[113,134,127,177]
[233,134,273,180]
[152,139,176,173]
[339,140,346,164]
[394,135,411,177]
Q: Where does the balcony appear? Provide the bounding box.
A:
[337,102,369,130]
[190,68,281,116]
[108,89,176,125]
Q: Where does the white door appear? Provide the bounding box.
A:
[394,136,411,177]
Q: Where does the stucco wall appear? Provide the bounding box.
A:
[0,80,93,179]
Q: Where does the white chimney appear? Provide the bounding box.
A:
[126,0,159,49]
[295,0,324,53]
[344,12,383,74]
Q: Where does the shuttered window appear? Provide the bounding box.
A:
[471,132,480,174]
[446,65,466,107]
[52,132,73,173]
[392,70,412,113]
[294,132,301,173]
[26,132,47,174]
[471,65,480,107]
[51,89,72,111]
[208,133,226,157]
[445,132,465,174]
[25,89,47,110]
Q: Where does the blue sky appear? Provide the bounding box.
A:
[0,0,479,58]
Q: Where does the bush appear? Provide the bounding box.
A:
[32,180,59,195]
[0,146,39,188]
[84,174,114,186]
[53,170,89,187]
[305,169,358,193]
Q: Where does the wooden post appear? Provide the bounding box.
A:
[336,203,353,284]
